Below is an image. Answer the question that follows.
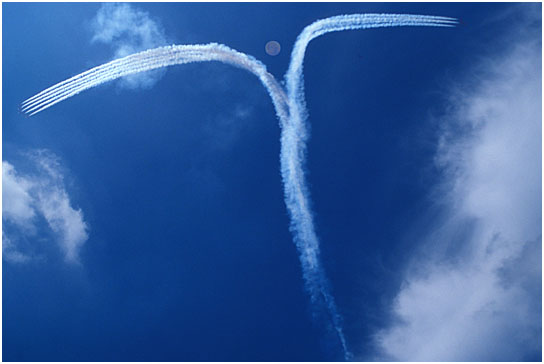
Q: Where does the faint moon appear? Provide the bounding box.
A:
[265,40,281,56]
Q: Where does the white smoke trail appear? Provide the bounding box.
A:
[282,13,456,359]
[21,44,289,119]
[21,13,456,360]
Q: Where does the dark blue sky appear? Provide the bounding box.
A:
[3,2,541,361]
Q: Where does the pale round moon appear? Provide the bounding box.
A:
[265,40,281,56]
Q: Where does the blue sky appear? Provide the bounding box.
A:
[2,2,541,361]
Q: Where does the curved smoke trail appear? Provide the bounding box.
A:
[21,13,456,360]
[21,44,289,120]
[281,13,456,359]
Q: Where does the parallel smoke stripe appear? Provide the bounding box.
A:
[21,53,149,109]
[22,44,289,118]
[282,14,456,359]
[21,13,456,361]
[22,54,160,114]
[21,47,193,109]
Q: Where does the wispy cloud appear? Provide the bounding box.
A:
[374,12,541,361]
[2,150,89,264]
[3,161,36,228]
[90,3,168,89]
[2,231,31,263]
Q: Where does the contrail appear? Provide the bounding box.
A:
[281,13,456,360]
[21,13,456,360]
[21,44,289,119]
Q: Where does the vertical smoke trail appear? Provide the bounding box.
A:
[21,13,456,361]
[282,14,456,359]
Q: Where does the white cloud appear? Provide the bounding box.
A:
[373,17,541,362]
[2,231,30,263]
[90,3,168,89]
[2,151,89,264]
[3,161,35,228]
